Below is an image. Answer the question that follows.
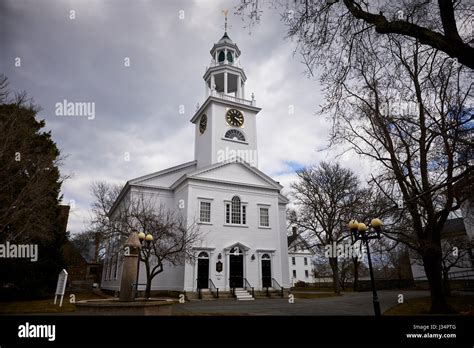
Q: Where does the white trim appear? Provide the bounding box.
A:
[197,197,214,201]
[223,224,249,228]
[221,137,249,145]
[192,247,216,251]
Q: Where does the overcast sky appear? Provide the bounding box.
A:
[1,0,366,235]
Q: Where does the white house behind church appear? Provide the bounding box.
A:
[101,29,291,296]
[287,227,315,285]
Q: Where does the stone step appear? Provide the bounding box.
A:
[235,289,254,301]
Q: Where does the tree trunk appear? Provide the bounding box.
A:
[421,248,451,313]
[353,259,359,292]
[442,269,451,297]
[145,277,152,299]
[329,257,340,295]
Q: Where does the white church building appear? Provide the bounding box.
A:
[101,29,291,295]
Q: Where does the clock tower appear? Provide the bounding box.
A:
[190,29,262,168]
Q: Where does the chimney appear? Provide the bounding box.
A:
[292,226,297,237]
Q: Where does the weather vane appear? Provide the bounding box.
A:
[222,9,231,32]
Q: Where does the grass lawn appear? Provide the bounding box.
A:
[384,294,474,315]
[0,291,111,314]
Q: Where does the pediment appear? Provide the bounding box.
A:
[129,161,197,188]
[186,159,282,190]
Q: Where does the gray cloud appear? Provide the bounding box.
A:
[1,0,352,234]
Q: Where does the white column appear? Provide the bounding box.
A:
[224,48,228,64]
[215,51,218,63]
[242,83,245,99]
[224,71,228,95]
[225,250,229,291]
[211,74,215,95]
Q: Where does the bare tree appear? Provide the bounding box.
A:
[236,0,474,68]
[440,236,472,295]
[125,194,200,298]
[0,74,9,103]
[290,161,363,294]
[88,183,201,298]
[239,0,472,313]
[411,233,472,296]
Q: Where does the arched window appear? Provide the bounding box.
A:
[262,253,270,260]
[224,129,245,142]
[231,196,241,225]
[227,51,233,63]
[198,251,209,259]
[218,51,225,63]
[226,196,247,225]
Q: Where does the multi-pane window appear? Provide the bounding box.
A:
[292,270,297,278]
[259,207,269,227]
[231,196,241,224]
[305,270,309,278]
[225,196,247,225]
[304,257,308,266]
[292,257,296,265]
[199,201,211,223]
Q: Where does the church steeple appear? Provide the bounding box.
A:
[191,18,262,169]
[203,13,249,102]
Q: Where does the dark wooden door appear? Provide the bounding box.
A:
[229,254,243,288]
[197,258,209,289]
[262,259,271,287]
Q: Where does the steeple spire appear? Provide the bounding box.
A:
[222,9,228,33]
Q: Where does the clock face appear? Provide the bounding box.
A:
[226,109,244,127]
[199,114,207,134]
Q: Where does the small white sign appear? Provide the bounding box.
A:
[54,269,68,307]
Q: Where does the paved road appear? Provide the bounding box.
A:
[173,290,430,316]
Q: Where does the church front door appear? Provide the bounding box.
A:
[197,258,209,289]
[261,259,271,288]
[229,254,243,288]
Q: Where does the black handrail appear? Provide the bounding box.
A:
[208,279,219,298]
[272,278,284,298]
[243,278,254,297]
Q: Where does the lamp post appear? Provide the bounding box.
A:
[348,218,383,317]
[135,231,153,298]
